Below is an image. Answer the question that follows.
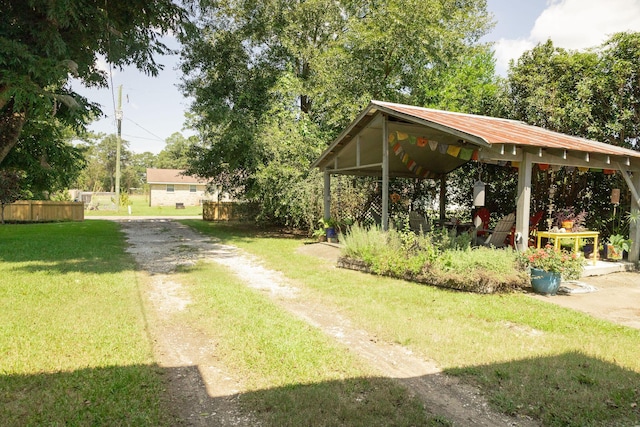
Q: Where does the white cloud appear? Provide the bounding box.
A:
[493,0,640,75]
[531,0,640,49]
[493,38,535,74]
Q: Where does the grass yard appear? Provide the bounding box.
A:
[184,220,640,427]
[0,221,171,425]
[176,261,436,426]
[84,194,203,216]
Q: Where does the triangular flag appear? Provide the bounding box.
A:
[471,150,479,161]
[402,153,410,164]
[408,135,417,145]
[393,143,403,155]
[429,140,438,151]
[438,144,448,154]
[388,133,396,143]
[578,167,589,172]
[417,137,428,147]
[397,131,409,141]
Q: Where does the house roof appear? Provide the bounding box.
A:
[312,100,640,177]
[146,168,207,185]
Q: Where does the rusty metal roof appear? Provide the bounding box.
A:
[373,101,640,158]
[312,101,640,176]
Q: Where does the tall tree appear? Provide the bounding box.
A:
[0,0,189,165]
[0,169,29,224]
[75,134,137,192]
[503,32,640,232]
[2,115,86,198]
[156,132,199,169]
[180,0,494,226]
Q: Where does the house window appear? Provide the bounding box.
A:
[189,185,197,193]
[166,184,174,193]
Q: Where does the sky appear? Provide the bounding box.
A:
[73,0,640,154]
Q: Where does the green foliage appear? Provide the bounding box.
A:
[0,0,190,167]
[180,0,495,228]
[0,169,30,223]
[3,116,86,198]
[503,32,640,226]
[340,224,526,293]
[518,246,585,280]
[155,132,199,169]
[608,234,632,253]
[74,134,140,192]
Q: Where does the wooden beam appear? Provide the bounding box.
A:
[515,151,533,251]
[382,115,389,231]
[629,171,640,264]
[323,171,331,221]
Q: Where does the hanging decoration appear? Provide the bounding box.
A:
[387,131,624,178]
[473,163,485,207]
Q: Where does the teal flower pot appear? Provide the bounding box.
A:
[530,267,561,295]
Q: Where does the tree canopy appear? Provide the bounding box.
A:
[0,0,190,166]
[180,0,496,226]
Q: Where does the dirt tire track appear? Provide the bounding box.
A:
[120,219,536,426]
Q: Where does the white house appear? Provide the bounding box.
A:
[146,168,212,207]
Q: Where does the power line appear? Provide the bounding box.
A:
[125,117,167,142]
[121,133,165,142]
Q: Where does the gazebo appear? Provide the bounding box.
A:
[312,100,640,263]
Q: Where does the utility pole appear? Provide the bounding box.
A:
[115,85,123,212]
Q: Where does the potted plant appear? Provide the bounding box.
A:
[606,234,632,260]
[318,218,339,243]
[553,207,587,232]
[518,245,585,295]
[312,227,327,242]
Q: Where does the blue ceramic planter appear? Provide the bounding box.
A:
[530,268,561,295]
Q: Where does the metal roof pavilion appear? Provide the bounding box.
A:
[313,100,640,263]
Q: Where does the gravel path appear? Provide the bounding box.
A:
[119,219,536,426]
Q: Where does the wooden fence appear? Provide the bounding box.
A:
[3,201,84,222]
[203,201,253,221]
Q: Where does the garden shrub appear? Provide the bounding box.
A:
[339,224,528,293]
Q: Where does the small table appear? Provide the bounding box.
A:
[536,230,599,265]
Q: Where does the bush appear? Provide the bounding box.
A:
[339,224,528,293]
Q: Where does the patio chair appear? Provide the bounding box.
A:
[409,211,431,234]
[476,213,516,248]
[472,208,490,237]
[508,210,544,247]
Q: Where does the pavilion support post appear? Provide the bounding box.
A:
[323,171,331,221]
[381,115,389,231]
[629,172,640,264]
[439,176,447,224]
[515,151,533,251]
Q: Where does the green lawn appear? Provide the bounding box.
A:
[84,194,203,216]
[0,221,171,425]
[3,219,639,426]
[184,220,640,427]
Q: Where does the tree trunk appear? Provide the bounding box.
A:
[0,100,27,165]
